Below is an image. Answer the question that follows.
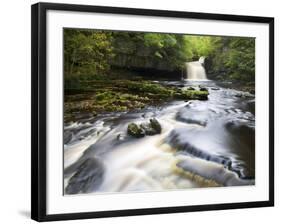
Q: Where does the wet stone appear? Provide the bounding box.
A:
[65,158,105,194]
[127,118,162,138]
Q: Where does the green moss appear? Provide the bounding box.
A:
[127,81,172,96]
[175,90,209,100]
[128,119,162,138]
[96,91,115,101]
[64,76,210,122]
[127,123,145,138]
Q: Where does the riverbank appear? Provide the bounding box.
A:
[64,72,209,123]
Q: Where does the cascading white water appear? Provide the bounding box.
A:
[185,56,207,80]
[64,82,255,194]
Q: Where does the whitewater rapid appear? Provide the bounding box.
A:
[64,81,255,195]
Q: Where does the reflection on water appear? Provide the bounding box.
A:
[64,80,255,195]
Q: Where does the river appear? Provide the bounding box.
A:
[63,79,255,195]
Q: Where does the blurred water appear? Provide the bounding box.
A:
[64,80,255,195]
[185,57,207,80]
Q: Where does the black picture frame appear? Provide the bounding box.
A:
[31,2,274,222]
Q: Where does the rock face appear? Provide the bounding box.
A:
[127,118,162,138]
[65,158,104,194]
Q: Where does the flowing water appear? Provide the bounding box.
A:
[63,80,255,195]
[185,57,207,80]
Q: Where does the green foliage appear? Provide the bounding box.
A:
[64,28,255,87]
[225,38,255,82]
[183,35,220,60]
[111,32,188,71]
[64,29,113,78]
[210,37,255,82]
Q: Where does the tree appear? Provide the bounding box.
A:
[224,37,255,82]
[208,37,255,82]
[63,28,255,84]
[183,35,221,60]
[64,29,113,77]
[111,32,190,71]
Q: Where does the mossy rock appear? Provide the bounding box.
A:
[150,118,162,134]
[127,119,162,138]
[139,118,162,135]
[174,89,209,101]
[140,123,158,135]
[127,123,145,138]
[195,91,209,100]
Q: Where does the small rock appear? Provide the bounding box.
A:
[199,87,208,91]
[211,87,220,90]
[116,133,125,140]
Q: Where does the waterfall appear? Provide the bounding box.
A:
[185,56,207,80]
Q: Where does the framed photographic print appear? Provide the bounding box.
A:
[31,2,274,222]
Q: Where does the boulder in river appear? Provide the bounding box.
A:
[140,123,157,135]
[127,118,162,138]
[127,123,145,138]
[149,118,162,134]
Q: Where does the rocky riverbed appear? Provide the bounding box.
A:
[64,80,255,195]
